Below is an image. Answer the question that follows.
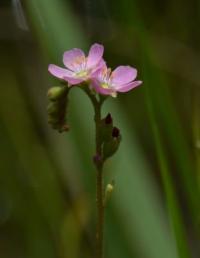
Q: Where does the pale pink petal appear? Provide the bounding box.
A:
[48,64,73,79]
[90,62,107,79]
[111,66,137,86]
[63,76,84,85]
[87,43,104,69]
[115,80,142,92]
[63,48,85,72]
[90,59,106,75]
[91,59,107,74]
[91,79,114,95]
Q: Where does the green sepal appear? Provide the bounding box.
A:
[103,134,121,160]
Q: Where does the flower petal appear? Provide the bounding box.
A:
[90,61,107,79]
[111,66,137,86]
[115,80,142,92]
[91,59,106,75]
[63,48,85,72]
[48,64,73,79]
[63,76,84,85]
[87,43,104,69]
[91,79,115,95]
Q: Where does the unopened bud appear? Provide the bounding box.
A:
[112,127,120,138]
[47,102,59,116]
[47,86,70,133]
[103,127,121,160]
[106,183,114,193]
[104,181,115,206]
[47,86,67,101]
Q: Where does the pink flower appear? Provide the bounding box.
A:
[48,43,104,85]
[91,65,142,97]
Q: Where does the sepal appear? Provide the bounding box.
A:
[102,127,121,160]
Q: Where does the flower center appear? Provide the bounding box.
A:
[76,70,88,78]
[101,82,110,89]
[101,81,117,97]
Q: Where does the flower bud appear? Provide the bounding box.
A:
[106,183,114,194]
[47,86,67,101]
[102,127,121,160]
[47,102,59,116]
[104,181,115,206]
[112,127,120,138]
[47,86,70,133]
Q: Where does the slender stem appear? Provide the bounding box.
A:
[94,102,104,258]
[82,87,105,258]
[96,164,104,258]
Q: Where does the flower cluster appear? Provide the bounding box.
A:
[48,43,142,97]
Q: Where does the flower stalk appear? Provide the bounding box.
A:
[94,99,104,258]
[84,87,105,258]
[47,42,142,258]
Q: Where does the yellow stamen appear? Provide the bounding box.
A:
[101,83,109,89]
[76,70,88,78]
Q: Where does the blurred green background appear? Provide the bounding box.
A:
[0,0,200,257]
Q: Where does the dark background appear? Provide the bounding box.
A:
[0,0,200,257]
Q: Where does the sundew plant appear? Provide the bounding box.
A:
[47,43,142,258]
[1,1,200,258]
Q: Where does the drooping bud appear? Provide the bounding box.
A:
[102,126,121,160]
[47,86,67,101]
[47,86,70,133]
